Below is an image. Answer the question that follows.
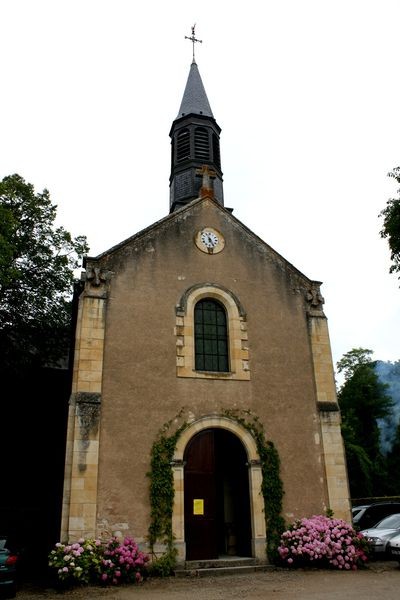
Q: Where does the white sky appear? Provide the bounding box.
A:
[1,0,399,377]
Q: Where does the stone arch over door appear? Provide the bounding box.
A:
[171,416,266,562]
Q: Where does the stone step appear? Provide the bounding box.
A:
[184,557,256,570]
[175,557,275,577]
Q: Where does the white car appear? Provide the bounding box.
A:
[361,513,400,556]
[387,531,400,563]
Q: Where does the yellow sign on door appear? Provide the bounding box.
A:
[193,499,204,515]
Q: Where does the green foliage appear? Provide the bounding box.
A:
[146,551,178,577]
[379,167,400,282]
[0,173,88,371]
[336,348,374,381]
[147,411,186,575]
[386,422,400,495]
[375,360,400,455]
[343,439,373,498]
[337,349,394,497]
[223,409,285,562]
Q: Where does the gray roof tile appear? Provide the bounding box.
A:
[176,61,214,119]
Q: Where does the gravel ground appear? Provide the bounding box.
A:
[15,561,400,600]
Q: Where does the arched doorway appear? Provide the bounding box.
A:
[184,428,252,560]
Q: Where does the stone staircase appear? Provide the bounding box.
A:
[174,556,275,577]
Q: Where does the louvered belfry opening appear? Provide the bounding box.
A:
[194,127,210,160]
[212,134,221,170]
[177,129,191,162]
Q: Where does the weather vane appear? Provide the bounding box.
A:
[185,24,202,63]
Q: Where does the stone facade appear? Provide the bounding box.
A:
[61,196,351,561]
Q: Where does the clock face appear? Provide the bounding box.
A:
[195,227,225,254]
[200,231,219,248]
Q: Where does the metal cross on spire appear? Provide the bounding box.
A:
[185,24,202,63]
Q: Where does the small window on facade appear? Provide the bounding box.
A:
[177,129,190,161]
[194,299,229,372]
[194,127,210,161]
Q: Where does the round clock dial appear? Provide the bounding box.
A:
[195,227,225,254]
[200,231,219,248]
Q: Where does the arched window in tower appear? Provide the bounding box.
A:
[212,134,221,169]
[194,299,229,372]
[177,129,190,162]
[194,127,210,161]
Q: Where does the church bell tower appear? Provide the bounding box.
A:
[169,28,224,212]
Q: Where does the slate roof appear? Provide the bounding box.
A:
[176,61,214,119]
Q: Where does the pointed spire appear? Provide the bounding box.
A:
[169,29,223,213]
[176,61,214,119]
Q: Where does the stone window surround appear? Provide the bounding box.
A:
[175,283,250,380]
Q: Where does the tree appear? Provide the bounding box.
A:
[386,422,400,496]
[337,348,393,498]
[379,167,400,283]
[336,348,374,381]
[0,174,88,372]
[375,360,400,455]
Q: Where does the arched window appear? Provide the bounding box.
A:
[175,284,250,380]
[194,299,229,372]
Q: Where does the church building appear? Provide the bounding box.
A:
[61,43,351,564]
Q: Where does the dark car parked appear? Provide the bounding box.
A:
[352,501,400,531]
[0,536,18,598]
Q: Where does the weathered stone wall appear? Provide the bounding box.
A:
[62,197,351,548]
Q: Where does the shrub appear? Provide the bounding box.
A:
[278,515,370,570]
[147,549,178,577]
[100,536,149,584]
[48,536,149,587]
[48,538,103,585]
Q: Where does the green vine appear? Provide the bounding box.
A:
[223,409,286,562]
[147,411,187,575]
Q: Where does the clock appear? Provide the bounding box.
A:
[195,227,225,254]
[201,230,218,248]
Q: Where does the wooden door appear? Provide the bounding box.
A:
[184,428,252,560]
[184,429,218,560]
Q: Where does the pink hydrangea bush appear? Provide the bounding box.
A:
[278,515,370,570]
[100,536,150,585]
[49,535,149,587]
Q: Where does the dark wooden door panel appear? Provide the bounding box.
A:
[184,430,218,560]
[184,429,214,472]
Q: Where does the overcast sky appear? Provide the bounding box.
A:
[1,0,399,377]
